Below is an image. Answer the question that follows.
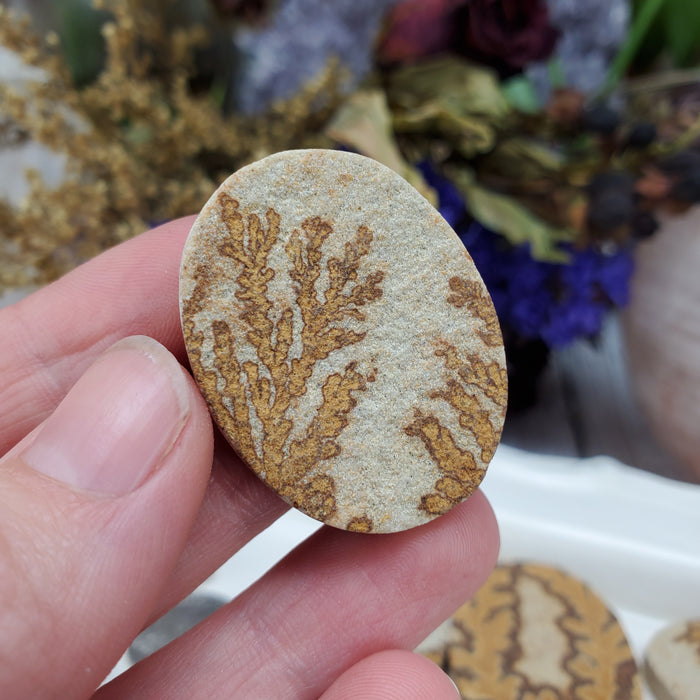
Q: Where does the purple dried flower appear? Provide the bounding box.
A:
[425,164,634,348]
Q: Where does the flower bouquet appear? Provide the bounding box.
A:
[1,0,699,412]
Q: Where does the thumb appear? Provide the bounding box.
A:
[0,336,213,699]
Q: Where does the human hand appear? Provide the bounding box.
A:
[0,218,498,699]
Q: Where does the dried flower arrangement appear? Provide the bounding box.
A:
[2,0,699,409]
[369,0,700,406]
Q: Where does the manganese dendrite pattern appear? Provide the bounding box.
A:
[182,193,384,526]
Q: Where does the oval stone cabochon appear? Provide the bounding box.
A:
[420,563,642,699]
[179,149,507,533]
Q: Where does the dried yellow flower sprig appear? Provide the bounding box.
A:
[0,0,342,292]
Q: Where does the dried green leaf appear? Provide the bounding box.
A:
[386,57,510,158]
[448,168,572,262]
[481,137,564,181]
[392,104,496,159]
[387,57,511,120]
[326,89,436,205]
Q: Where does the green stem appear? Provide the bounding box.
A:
[603,0,668,94]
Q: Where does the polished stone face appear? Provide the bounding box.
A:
[180,149,506,533]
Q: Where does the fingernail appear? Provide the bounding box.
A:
[23,336,191,495]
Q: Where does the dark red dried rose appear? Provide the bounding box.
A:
[459,0,559,72]
[378,0,558,71]
[377,0,468,64]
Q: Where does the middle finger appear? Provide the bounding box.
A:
[144,433,290,624]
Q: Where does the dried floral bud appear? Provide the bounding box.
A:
[649,150,700,206]
[0,2,342,293]
[658,150,700,176]
[624,121,657,149]
[459,0,559,73]
[586,171,635,236]
[546,87,584,126]
[208,0,272,23]
[581,104,620,135]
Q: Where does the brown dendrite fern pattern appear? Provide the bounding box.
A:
[405,274,507,516]
[182,193,384,525]
[444,564,641,700]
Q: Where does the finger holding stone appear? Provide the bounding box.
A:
[143,438,289,625]
[319,650,461,700]
[0,217,303,623]
[0,336,213,699]
[97,491,498,700]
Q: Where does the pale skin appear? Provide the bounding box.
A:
[0,217,499,699]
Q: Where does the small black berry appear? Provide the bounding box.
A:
[582,104,620,135]
[587,171,635,198]
[631,210,658,239]
[671,166,700,203]
[587,191,635,232]
[625,122,657,149]
[659,150,700,175]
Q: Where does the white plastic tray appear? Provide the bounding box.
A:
[482,446,700,699]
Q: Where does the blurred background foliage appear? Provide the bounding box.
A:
[1,0,699,408]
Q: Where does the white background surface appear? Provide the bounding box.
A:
[483,445,700,700]
[109,445,700,697]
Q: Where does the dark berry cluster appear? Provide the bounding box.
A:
[420,163,635,362]
[658,151,700,204]
[571,103,700,242]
